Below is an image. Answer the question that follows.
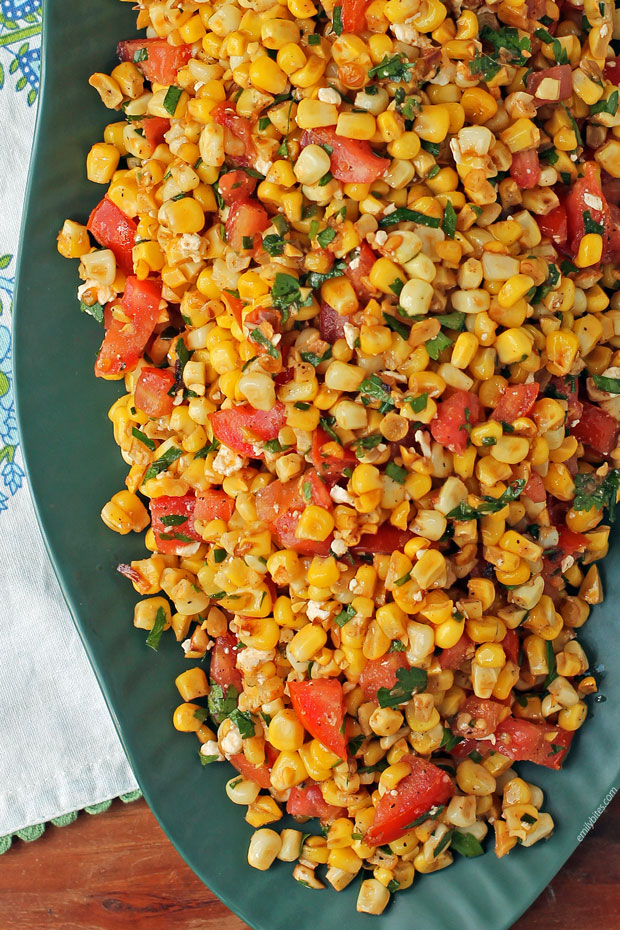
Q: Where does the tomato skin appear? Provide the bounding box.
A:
[255,475,334,555]
[605,55,620,85]
[141,116,170,148]
[502,628,520,665]
[564,162,620,262]
[452,697,505,739]
[300,128,389,184]
[557,525,589,556]
[353,525,413,555]
[509,149,541,189]
[311,427,357,484]
[212,102,256,165]
[226,199,269,253]
[365,756,455,846]
[439,632,474,669]
[430,390,482,453]
[95,276,162,379]
[222,290,245,328]
[117,38,192,85]
[134,367,176,418]
[359,653,409,702]
[523,471,546,503]
[87,197,137,275]
[194,489,235,523]
[149,494,203,554]
[536,204,568,248]
[491,383,539,422]
[319,302,348,343]
[345,241,379,302]
[287,784,346,820]
[209,402,286,457]
[289,679,348,760]
[229,754,272,788]
[571,402,619,455]
[272,512,333,556]
[342,0,369,31]
[210,632,243,693]
[218,170,257,205]
[495,717,574,770]
[526,65,572,104]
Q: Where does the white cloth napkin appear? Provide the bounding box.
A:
[0,0,137,836]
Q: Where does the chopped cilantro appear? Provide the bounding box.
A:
[573,469,620,521]
[442,201,457,238]
[377,666,428,708]
[590,90,619,117]
[335,604,356,627]
[383,311,410,339]
[425,331,452,360]
[448,479,526,521]
[317,227,337,248]
[301,347,332,367]
[131,427,155,451]
[379,207,441,229]
[385,462,407,484]
[143,446,183,483]
[79,300,105,324]
[450,831,484,858]
[333,5,343,34]
[368,54,414,82]
[250,328,279,358]
[262,233,285,256]
[145,607,167,651]
[583,210,604,235]
[163,86,182,116]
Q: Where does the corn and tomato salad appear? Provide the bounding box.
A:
[57,0,620,912]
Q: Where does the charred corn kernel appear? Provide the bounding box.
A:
[173,702,203,732]
[175,667,209,701]
[357,880,390,915]
[575,233,603,268]
[88,72,123,109]
[57,219,90,259]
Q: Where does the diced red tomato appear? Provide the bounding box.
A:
[491,383,539,423]
[141,116,170,148]
[526,0,547,19]
[194,489,235,523]
[311,426,357,484]
[571,401,619,455]
[229,754,272,789]
[565,162,620,263]
[359,652,409,702]
[449,737,489,762]
[300,128,389,184]
[95,276,162,379]
[255,475,333,556]
[430,390,482,453]
[502,628,520,665]
[210,632,243,693]
[149,494,202,554]
[452,697,505,739]
[342,0,369,31]
[495,717,574,770]
[536,204,568,249]
[212,102,256,165]
[134,367,176,418]
[117,38,192,85]
[557,525,589,557]
[439,632,474,669]
[523,471,546,503]
[218,170,257,205]
[209,402,286,457]
[365,756,455,846]
[526,65,572,104]
[549,375,582,427]
[319,302,348,343]
[509,149,541,189]
[226,199,269,253]
[345,241,379,302]
[604,55,620,85]
[353,525,413,555]
[222,290,245,328]
[287,783,345,820]
[87,197,137,275]
[289,679,348,760]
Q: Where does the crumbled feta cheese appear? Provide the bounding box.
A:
[236,647,275,672]
[201,741,223,762]
[561,555,575,573]
[306,600,331,621]
[176,233,207,263]
[77,281,116,307]
[383,203,397,216]
[374,230,388,246]
[349,578,364,594]
[318,87,341,104]
[213,446,245,477]
[584,193,603,212]
[330,485,356,506]
[343,323,360,350]
[348,255,361,270]
[221,724,244,756]
[415,429,432,458]
[181,638,192,654]
[331,537,348,557]
[255,156,273,176]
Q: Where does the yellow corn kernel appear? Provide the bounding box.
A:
[295,505,335,542]
[57,219,91,259]
[546,330,579,376]
[500,118,540,153]
[575,233,603,268]
[86,142,120,184]
[101,490,150,534]
[268,709,305,751]
[173,702,203,732]
[337,112,376,141]
[288,624,328,662]
[88,72,123,109]
[497,274,535,309]
[175,667,210,701]
[249,57,288,95]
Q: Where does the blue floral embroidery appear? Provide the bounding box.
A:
[0,0,42,106]
[0,254,25,511]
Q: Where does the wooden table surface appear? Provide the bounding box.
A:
[2,795,619,930]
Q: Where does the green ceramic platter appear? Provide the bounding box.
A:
[13,1,620,927]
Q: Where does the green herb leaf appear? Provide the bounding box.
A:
[573,469,620,521]
[160,513,188,527]
[131,427,156,451]
[368,54,414,82]
[229,708,255,739]
[481,25,531,65]
[359,374,395,411]
[303,260,347,290]
[387,879,400,893]
[335,604,356,627]
[425,331,452,360]
[163,85,182,116]
[199,752,220,765]
[348,734,365,755]
[79,300,105,324]
[379,207,441,229]
[390,640,406,652]
[250,328,279,358]
[383,312,410,339]
[386,462,407,484]
[407,393,428,413]
[133,47,149,62]
[543,640,558,690]
[208,683,238,725]
[146,607,167,651]
[440,728,464,752]
[436,311,466,331]
[590,89,618,116]
[194,438,220,459]
[271,272,310,322]
[317,227,337,248]
[442,201,457,238]
[592,374,620,393]
[319,414,340,443]
[354,433,383,454]
[583,210,604,235]
[433,831,453,858]
[333,4,343,34]
[143,446,183,483]
[451,831,484,857]
[377,666,428,708]
[214,548,227,563]
[448,479,526,521]
[301,347,333,367]
[468,749,483,763]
